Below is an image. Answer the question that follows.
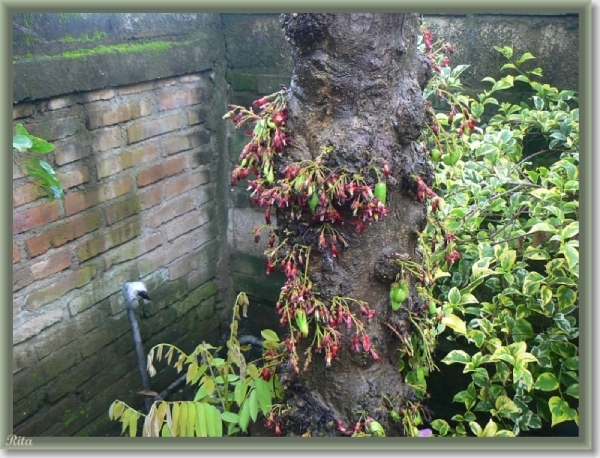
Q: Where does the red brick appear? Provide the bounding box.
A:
[91,127,122,152]
[104,232,162,269]
[187,108,207,126]
[25,213,101,258]
[87,100,152,129]
[46,95,79,111]
[127,114,183,144]
[27,117,78,142]
[57,166,90,190]
[104,195,141,225]
[158,88,203,111]
[137,155,188,187]
[179,74,202,83]
[78,220,142,261]
[145,195,195,228]
[155,77,178,88]
[138,224,215,277]
[27,265,97,311]
[13,182,44,207]
[54,139,88,166]
[15,395,78,437]
[13,243,20,264]
[84,88,115,103]
[13,308,64,344]
[118,81,155,95]
[13,162,25,179]
[64,176,131,216]
[13,251,72,292]
[165,169,210,199]
[139,186,163,210]
[13,202,59,234]
[96,144,157,179]
[162,132,202,156]
[13,103,34,119]
[165,204,214,241]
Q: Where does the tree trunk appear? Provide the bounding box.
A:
[274,13,434,437]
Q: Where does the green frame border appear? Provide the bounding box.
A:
[3,0,594,452]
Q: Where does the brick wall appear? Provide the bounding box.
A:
[12,72,226,436]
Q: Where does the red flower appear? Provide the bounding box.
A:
[445,249,461,265]
[252,96,269,108]
[361,334,371,352]
[272,110,287,127]
[351,333,361,352]
[370,348,381,362]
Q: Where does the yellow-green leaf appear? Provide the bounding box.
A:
[249,389,259,422]
[560,245,579,269]
[196,403,208,437]
[528,222,556,234]
[128,411,139,437]
[205,404,222,437]
[203,376,215,398]
[234,380,248,407]
[481,418,499,437]
[442,313,467,336]
[548,396,578,427]
[468,421,483,437]
[180,402,188,437]
[186,403,196,437]
[239,400,250,433]
[261,329,280,342]
[172,402,180,436]
[441,349,471,365]
[255,378,272,414]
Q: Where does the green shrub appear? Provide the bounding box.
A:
[416,34,579,437]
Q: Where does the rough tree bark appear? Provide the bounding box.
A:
[274,13,434,436]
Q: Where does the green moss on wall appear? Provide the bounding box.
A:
[58,31,107,44]
[23,34,39,47]
[227,72,257,92]
[60,40,174,59]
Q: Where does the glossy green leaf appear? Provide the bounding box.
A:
[556,286,577,312]
[522,271,545,296]
[261,329,279,342]
[441,314,467,336]
[442,350,471,365]
[447,287,461,305]
[255,378,272,414]
[548,396,578,427]
[221,411,239,424]
[196,403,208,437]
[534,372,559,391]
[565,384,579,399]
[13,135,33,152]
[238,401,250,433]
[248,389,258,422]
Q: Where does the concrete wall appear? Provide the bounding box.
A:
[12,13,229,436]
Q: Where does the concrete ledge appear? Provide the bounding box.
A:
[14,34,223,103]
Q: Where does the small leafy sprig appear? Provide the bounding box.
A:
[13,123,64,201]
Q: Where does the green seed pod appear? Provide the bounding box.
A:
[393,281,408,304]
[374,182,387,205]
[266,167,275,183]
[294,174,305,191]
[390,282,405,311]
[295,309,309,337]
[429,300,436,316]
[367,420,386,437]
[309,193,319,213]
